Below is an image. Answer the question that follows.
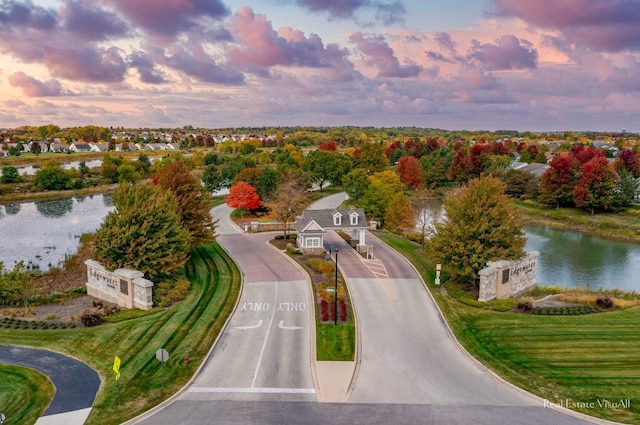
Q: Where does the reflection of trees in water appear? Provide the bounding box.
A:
[103,194,113,207]
[74,195,88,204]
[5,203,21,215]
[36,198,74,218]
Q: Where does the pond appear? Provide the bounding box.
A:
[17,159,104,176]
[415,200,640,292]
[0,195,114,272]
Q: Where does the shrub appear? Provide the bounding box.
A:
[517,301,533,313]
[81,311,103,327]
[305,258,334,275]
[154,277,191,307]
[596,296,614,310]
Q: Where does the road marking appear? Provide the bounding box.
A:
[278,320,303,330]
[190,387,315,394]
[251,281,278,388]
[234,320,263,330]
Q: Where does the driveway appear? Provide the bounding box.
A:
[0,345,99,425]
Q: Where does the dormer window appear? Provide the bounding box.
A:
[350,213,359,225]
[333,212,342,226]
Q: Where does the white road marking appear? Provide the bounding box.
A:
[278,320,303,330]
[189,387,315,394]
[251,281,278,388]
[234,320,263,330]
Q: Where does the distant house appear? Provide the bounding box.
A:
[49,143,69,153]
[90,142,110,152]
[510,161,549,178]
[294,208,367,254]
[69,142,92,153]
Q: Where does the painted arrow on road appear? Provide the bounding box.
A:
[278,320,303,330]
[235,320,263,330]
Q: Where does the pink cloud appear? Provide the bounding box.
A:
[61,0,130,41]
[295,0,405,25]
[490,0,640,51]
[101,0,229,38]
[8,72,71,97]
[349,32,422,78]
[468,34,538,70]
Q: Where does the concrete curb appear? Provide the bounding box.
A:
[373,231,621,425]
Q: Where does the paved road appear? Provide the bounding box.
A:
[0,345,99,425]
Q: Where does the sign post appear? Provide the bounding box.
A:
[113,356,121,406]
[435,264,441,286]
[0,412,6,424]
[156,348,170,388]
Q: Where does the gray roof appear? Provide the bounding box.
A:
[294,208,367,233]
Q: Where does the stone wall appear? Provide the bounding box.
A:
[85,260,154,310]
[478,251,539,302]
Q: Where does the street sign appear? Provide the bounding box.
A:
[326,288,336,292]
[0,412,5,424]
[113,356,121,381]
[156,348,169,363]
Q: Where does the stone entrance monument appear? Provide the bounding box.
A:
[85,259,154,310]
[478,251,539,302]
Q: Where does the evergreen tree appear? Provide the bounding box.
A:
[94,183,191,280]
[428,176,525,285]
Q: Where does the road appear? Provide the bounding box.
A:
[130,198,598,425]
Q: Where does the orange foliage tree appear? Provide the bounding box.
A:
[396,156,423,189]
[226,181,261,211]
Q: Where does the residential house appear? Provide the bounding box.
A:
[69,142,92,153]
[49,142,69,153]
[90,142,110,152]
[294,208,368,255]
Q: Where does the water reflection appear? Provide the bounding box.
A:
[0,194,114,271]
[35,198,74,218]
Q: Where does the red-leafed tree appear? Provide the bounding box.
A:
[448,148,474,183]
[396,155,423,189]
[539,154,581,208]
[571,145,605,164]
[573,156,617,214]
[225,181,261,212]
[615,148,640,178]
[318,140,337,151]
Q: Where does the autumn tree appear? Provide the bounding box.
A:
[29,141,42,156]
[355,142,387,174]
[396,156,423,189]
[95,183,191,281]
[358,171,404,224]
[538,154,581,208]
[573,156,617,214]
[384,193,415,234]
[318,140,337,151]
[428,176,525,285]
[268,172,308,238]
[154,160,216,246]
[615,148,640,178]
[225,182,261,214]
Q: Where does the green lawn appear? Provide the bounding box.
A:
[316,323,356,361]
[0,364,54,425]
[0,242,240,425]
[380,232,640,424]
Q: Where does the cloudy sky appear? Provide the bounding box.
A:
[1,0,639,131]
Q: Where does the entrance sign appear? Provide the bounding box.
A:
[156,348,170,363]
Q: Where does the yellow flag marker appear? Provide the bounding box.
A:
[113,356,121,381]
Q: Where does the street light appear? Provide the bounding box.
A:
[327,249,339,325]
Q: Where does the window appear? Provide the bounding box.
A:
[333,214,342,226]
[350,214,358,225]
[502,269,510,284]
[306,237,321,248]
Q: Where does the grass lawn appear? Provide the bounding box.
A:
[380,232,640,424]
[0,364,54,425]
[0,242,240,425]
[316,323,356,361]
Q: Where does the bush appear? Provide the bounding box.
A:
[154,277,191,307]
[517,300,533,313]
[81,311,103,327]
[305,258,334,276]
[596,296,614,310]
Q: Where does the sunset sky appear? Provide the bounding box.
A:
[1,0,640,131]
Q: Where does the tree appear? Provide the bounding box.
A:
[33,165,71,190]
[358,171,404,223]
[268,172,307,238]
[613,167,639,210]
[573,156,617,214]
[154,161,216,246]
[117,164,140,183]
[29,141,42,156]
[318,140,337,151]
[428,176,525,285]
[202,165,225,192]
[256,167,279,201]
[0,261,38,309]
[303,150,352,195]
[94,183,191,281]
[355,142,387,174]
[1,166,21,184]
[343,169,370,203]
[538,154,580,208]
[384,193,415,234]
[615,148,640,178]
[225,182,261,213]
[396,156,423,189]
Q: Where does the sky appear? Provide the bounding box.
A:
[1,0,640,132]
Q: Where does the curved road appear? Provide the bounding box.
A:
[0,345,100,425]
[130,198,598,425]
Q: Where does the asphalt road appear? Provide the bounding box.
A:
[0,345,99,416]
